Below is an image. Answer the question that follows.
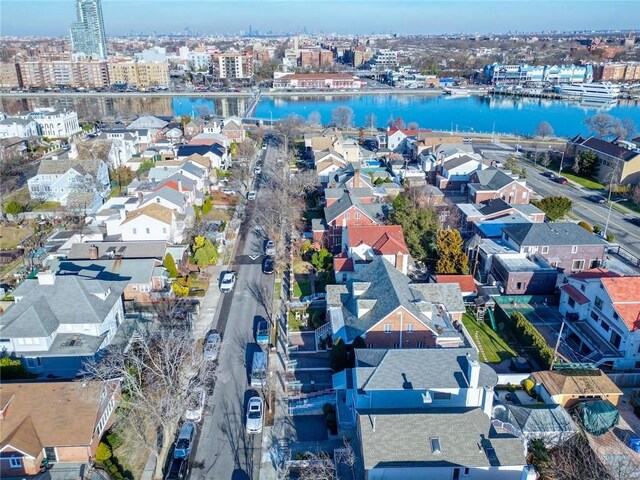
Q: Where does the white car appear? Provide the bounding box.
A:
[245,395,264,434]
[203,330,221,361]
[254,166,262,175]
[220,272,236,293]
[264,239,276,256]
[247,191,256,201]
[184,387,206,423]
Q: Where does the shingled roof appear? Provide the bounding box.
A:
[469,167,525,191]
[502,222,607,247]
[324,190,385,223]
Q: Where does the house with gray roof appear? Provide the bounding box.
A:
[468,167,532,205]
[436,154,491,191]
[319,190,387,251]
[502,222,607,273]
[323,257,466,349]
[333,348,498,424]
[67,241,169,261]
[0,116,39,138]
[0,270,126,377]
[358,408,529,480]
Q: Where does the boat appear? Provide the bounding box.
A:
[443,87,471,97]
[554,82,621,99]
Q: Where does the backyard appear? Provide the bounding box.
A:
[461,312,516,364]
[0,224,31,250]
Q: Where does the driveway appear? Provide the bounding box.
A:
[190,143,278,480]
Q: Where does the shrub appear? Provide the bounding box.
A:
[106,431,123,449]
[0,355,35,379]
[593,225,602,234]
[202,198,213,215]
[508,312,554,369]
[172,282,189,297]
[522,378,536,396]
[95,442,112,463]
[532,196,573,221]
[330,338,348,372]
[578,221,593,232]
[606,233,615,242]
[163,253,179,278]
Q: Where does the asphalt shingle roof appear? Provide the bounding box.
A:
[502,222,607,247]
[324,190,385,223]
[470,168,523,191]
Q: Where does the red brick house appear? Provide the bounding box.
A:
[0,381,119,477]
[324,257,466,349]
[467,168,532,204]
[313,190,386,251]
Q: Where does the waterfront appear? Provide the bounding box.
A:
[2,92,639,137]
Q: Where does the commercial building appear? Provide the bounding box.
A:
[16,108,81,138]
[211,51,253,79]
[273,72,363,90]
[483,63,593,85]
[69,0,107,60]
[107,60,169,88]
[568,135,640,185]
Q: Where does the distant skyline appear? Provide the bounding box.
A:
[1,0,639,37]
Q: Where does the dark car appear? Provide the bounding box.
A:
[553,176,568,184]
[586,195,606,204]
[626,217,640,227]
[165,457,188,480]
[262,257,275,275]
[542,171,556,179]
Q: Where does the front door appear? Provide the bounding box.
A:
[453,468,461,480]
[44,447,57,463]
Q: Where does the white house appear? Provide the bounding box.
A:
[98,130,141,166]
[437,154,490,190]
[118,203,182,243]
[0,116,40,138]
[176,143,228,170]
[559,270,640,370]
[27,147,110,206]
[16,108,81,138]
[0,270,126,377]
[386,127,418,152]
[139,185,190,215]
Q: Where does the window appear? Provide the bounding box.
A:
[600,320,610,332]
[9,458,22,468]
[635,361,640,369]
[145,228,150,234]
[571,245,578,254]
[344,213,350,220]
[568,298,576,308]
[132,228,137,235]
[417,341,424,348]
[433,392,451,400]
[355,212,361,220]
[595,297,603,309]
[613,311,619,320]
[590,311,599,321]
[162,227,167,234]
[393,342,399,348]
[384,324,391,333]
[407,323,413,333]
[463,468,470,476]
[589,259,599,269]
[572,259,585,271]
[610,331,621,349]
[516,282,523,290]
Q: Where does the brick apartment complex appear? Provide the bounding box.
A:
[273,73,363,90]
[592,62,640,82]
[298,48,334,69]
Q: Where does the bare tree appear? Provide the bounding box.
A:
[540,151,552,167]
[364,113,377,133]
[330,106,355,129]
[275,114,305,147]
[234,139,256,160]
[407,121,419,130]
[584,114,626,139]
[534,121,554,139]
[307,111,322,127]
[299,450,336,480]
[336,438,357,480]
[83,325,216,480]
[629,182,640,204]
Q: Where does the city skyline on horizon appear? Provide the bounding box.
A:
[1,0,639,37]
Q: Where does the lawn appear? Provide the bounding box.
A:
[293,278,312,298]
[561,172,605,190]
[289,310,311,332]
[32,201,61,212]
[461,312,516,364]
[0,225,31,249]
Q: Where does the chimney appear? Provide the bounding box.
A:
[178,178,183,191]
[467,353,480,388]
[137,191,143,205]
[353,167,361,188]
[395,252,404,272]
[89,244,99,260]
[119,208,127,221]
[37,269,56,286]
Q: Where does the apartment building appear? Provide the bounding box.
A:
[0,63,21,89]
[568,135,640,185]
[17,60,109,89]
[592,62,640,82]
[211,51,253,79]
[298,48,334,69]
[16,108,81,137]
[370,48,398,70]
[273,73,363,90]
[108,61,169,88]
[483,63,593,85]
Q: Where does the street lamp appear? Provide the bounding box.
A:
[604,199,628,239]
[558,150,565,174]
[268,111,273,125]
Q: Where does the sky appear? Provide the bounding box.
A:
[1,0,639,37]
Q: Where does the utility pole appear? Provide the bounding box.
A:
[550,321,566,370]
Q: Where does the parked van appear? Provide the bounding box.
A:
[250,351,267,387]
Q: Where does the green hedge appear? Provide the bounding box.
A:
[507,312,553,369]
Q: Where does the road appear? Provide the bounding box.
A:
[522,163,640,258]
[190,144,277,480]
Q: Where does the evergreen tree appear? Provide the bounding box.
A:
[435,228,469,274]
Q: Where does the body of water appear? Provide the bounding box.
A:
[2,93,639,137]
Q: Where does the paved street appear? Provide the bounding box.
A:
[190,143,278,480]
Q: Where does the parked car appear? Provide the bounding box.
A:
[184,387,206,423]
[221,188,236,195]
[173,422,196,459]
[300,293,327,304]
[553,176,568,184]
[586,195,606,204]
[203,330,221,361]
[264,239,276,256]
[256,320,270,345]
[220,271,236,293]
[247,191,256,201]
[254,166,262,175]
[165,457,189,480]
[262,257,275,275]
[246,395,264,434]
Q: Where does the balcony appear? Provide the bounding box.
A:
[563,314,623,365]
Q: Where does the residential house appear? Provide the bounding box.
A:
[67,241,169,261]
[437,155,491,191]
[323,257,466,348]
[15,108,81,138]
[492,404,578,447]
[467,168,532,205]
[139,185,191,215]
[0,116,39,138]
[386,127,419,152]
[118,203,182,243]
[433,275,478,300]
[97,130,140,166]
[559,270,640,370]
[176,143,228,170]
[410,133,465,160]
[315,150,347,184]
[325,163,374,191]
[183,118,204,137]
[221,117,245,143]
[334,224,411,282]
[458,199,545,233]
[567,135,640,185]
[501,222,607,273]
[531,369,623,407]
[126,115,168,140]
[490,253,559,295]
[202,120,222,134]
[0,270,126,377]
[27,148,110,206]
[358,408,528,480]
[0,381,120,477]
[54,259,167,303]
[148,161,208,192]
[315,190,385,250]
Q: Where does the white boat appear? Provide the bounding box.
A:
[443,87,471,97]
[555,82,621,99]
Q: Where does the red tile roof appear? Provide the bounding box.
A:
[387,127,419,137]
[346,225,409,255]
[333,255,354,273]
[560,284,590,305]
[434,275,477,294]
[601,277,640,331]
